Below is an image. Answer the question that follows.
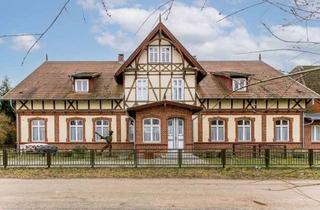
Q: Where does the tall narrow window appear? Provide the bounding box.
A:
[70,120,83,142]
[275,120,289,142]
[160,46,171,63]
[95,119,109,141]
[128,119,135,142]
[237,119,251,142]
[312,125,320,142]
[143,118,160,142]
[172,79,184,100]
[232,78,247,91]
[75,79,89,92]
[211,120,225,142]
[31,120,45,142]
[136,79,148,101]
[148,46,159,63]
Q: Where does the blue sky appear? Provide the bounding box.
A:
[1,0,319,86]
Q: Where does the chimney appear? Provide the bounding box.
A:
[118,53,124,63]
[45,53,48,61]
[258,53,262,61]
[193,55,197,60]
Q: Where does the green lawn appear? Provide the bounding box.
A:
[0,168,320,179]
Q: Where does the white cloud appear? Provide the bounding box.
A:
[0,38,4,44]
[11,35,40,52]
[81,1,320,72]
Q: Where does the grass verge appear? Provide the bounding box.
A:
[0,168,319,179]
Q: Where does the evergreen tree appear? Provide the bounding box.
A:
[0,77,15,121]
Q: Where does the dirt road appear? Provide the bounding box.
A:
[0,179,319,209]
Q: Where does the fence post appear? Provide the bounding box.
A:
[284,145,287,159]
[3,149,8,168]
[221,149,226,168]
[90,150,95,168]
[178,149,182,168]
[265,149,270,168]
[133,149,138,168]
[308,149,314,168]
[47,151,51,169]
[253,146,257,158]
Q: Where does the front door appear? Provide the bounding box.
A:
[168,118,184,149]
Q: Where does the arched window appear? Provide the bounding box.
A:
[210,119,225,142]
[31,119,45,142]
[237,119,251,142]
[128,119,135,142]
[69,119,84,142]
[275,120,289,141]
[143,118,160,142]
[95,119,109,141]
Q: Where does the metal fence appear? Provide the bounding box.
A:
[1,148,320,168]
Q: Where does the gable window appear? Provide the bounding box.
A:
[172,79,184,100]
[75,79,89,92]
[275,120,289,142]
[210,120,225,142]
[143,118,160,142]
[232,78,247,91]
[95,119,109,141]
[31,120,46,142]
[237,119,251,142]
[128,119,135,142]
[160,46,171,63]
[148,46,159,63]
[136,79,148,101]
[312,125,320,142]
[69,119,84,142]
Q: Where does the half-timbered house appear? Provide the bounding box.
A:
[2,22,319,150]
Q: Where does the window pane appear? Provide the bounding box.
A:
[238,120,243,126]
[244,120,250,125]
[96,120,102,126]
[76,81,81,91]
[316,126,320,140]
[71,127,76,141]
[153,119,159,125]
[144,127,151,141]
[32,127,38,141]
[218,127,224,140]
[275,127,281,140]
[211,127,217,141]
[282,120,288,125]
[282,127,288,141]
[83,81,88,91]
[211,120,217,125]
[144,119,151,125]
[218,120,224,125]
[238,127,243,140]
[153,127,160,141]
[77,127,83,141]
[276,120,281,125]
[40,127,45,141]
[39,120,45,126]
[245,127,250,140]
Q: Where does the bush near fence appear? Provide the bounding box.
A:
[1,148,320,168]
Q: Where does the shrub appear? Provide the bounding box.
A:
[72,145,88,158]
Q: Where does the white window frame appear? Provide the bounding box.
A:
[75,79,89,92]
[237,119,251,142]
[95,119,109,142]
[143,118,161,143]
[275,120,289,142]
[31,120,45,142]
[160,46,171,63]
[148,46,159,63]
[232,78,247,92]
[136,79,148,101]
[210,120,225,142]
[128,119,135,143]
[312,125,320,142]
[172,79,184,101]
[70,120,84,142]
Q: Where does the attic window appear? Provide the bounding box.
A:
[148,46,171,63]
[232,78,247,92]
[75,79,89,92]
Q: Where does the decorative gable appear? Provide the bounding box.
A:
[114,22,207,83]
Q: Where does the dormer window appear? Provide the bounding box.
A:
[75,79,89,92]
[232,78,247,92]
[148,46,171,63]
